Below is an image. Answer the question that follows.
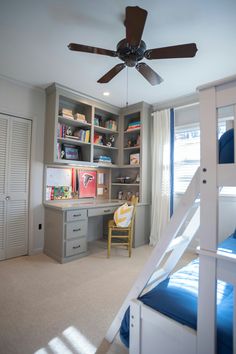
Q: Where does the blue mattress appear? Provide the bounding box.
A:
[120,235,236,354]
[219,128,234,163]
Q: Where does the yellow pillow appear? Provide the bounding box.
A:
[114,203,134,227]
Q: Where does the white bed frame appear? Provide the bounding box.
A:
[95,75,236,354]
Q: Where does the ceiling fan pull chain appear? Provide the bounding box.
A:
[126,67,129,107]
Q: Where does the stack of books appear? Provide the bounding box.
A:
[74,113,87,123]
[105,119,117,131]
[94,155,112,165]
[70,129,90,143]
[59,108,73,119]
[126,121,141,131]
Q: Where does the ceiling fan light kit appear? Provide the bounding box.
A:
[68,6,198,86]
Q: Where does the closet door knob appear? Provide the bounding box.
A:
[5,196,10,201]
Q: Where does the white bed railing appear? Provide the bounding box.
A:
[198,75,236,354]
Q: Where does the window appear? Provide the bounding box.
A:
[174,124,200,194]
[174,121,227,195]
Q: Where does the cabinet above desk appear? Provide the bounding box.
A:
[44,200,150,263]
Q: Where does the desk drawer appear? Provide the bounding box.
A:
[66,220,88,240]
[66,209,87,222]
[88,206,117,217]
[65,237,87,257]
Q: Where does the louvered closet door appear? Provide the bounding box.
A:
[0,115,9,260]
[5,116,31,259]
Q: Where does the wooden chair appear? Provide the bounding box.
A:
[107,196,138,258]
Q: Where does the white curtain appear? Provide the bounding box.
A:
[149,109,171,246]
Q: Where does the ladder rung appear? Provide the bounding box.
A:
[166,235,189,252]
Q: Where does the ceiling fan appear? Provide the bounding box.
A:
[68,6,198,86]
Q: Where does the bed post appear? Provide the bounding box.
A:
[130,300,141,354]
[197,86,218,354]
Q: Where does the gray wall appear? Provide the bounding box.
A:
[0,76,45,253]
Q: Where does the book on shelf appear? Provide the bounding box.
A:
[74,113,87,123]
[94,155,112,164]
[93,132,103,145]
[126,121,141,131]
[59,108,74,119]
[57,123,90,143]
[105,119,117,131]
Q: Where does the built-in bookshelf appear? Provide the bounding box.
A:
[44,84,151,203]
[109,103,151,202]
[44,83,120,167]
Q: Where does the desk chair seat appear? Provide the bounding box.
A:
[107,197,138,258]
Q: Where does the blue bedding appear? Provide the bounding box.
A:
[219,128,234,163]
[120,235,236,354]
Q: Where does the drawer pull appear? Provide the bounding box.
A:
[73,245,81,249]
[73,228,81,232]
[104,209,111,213]
[73,214,81,217]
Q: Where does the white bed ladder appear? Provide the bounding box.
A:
[95,167,201,354]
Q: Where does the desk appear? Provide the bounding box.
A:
[44,200,150,263]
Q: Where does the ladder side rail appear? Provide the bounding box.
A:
[162,207,200,275]
[146,206,200,293]
[197,86,218,354]
[95,167,200,353]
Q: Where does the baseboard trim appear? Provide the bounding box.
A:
[29,248,43,256]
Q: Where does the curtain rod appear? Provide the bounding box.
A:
[151,101,199,116]
[151,92,199,115]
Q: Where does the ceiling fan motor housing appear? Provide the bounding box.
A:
[117,39,146,67]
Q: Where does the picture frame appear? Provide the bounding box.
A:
[79,170,97,198]
[62,144,81,160]
[130,153,140,165]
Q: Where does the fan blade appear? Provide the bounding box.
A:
[145,43,198,60]
[125,6,147,47]
[68,43,117,57]
[136,63,163,86]
[97,63,126,83]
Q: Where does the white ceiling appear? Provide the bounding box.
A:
[1,0,236,107]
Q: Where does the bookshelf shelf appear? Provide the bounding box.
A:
[111,183,139,186]
[94,125,118,134]
[93,144,118,150]
[124,128,141,134]
[123,146,140,150]
[119,164,140,168]
[58,138,91,146]
[58,116,91,128]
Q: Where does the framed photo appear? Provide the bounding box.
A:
[130,153,140,165]
[79,170,97,198]
[62,144,81,160]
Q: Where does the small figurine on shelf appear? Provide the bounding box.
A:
[118,191,123,200]
[135,173,140,184]
[127,192,132,201]
[66,126,73,136]
[106,135,115,147]
[127,139,132,147]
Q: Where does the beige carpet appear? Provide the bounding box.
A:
[0,241,195,354]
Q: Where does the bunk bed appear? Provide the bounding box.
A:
[95,75,236,354]
[119,113,236,354]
